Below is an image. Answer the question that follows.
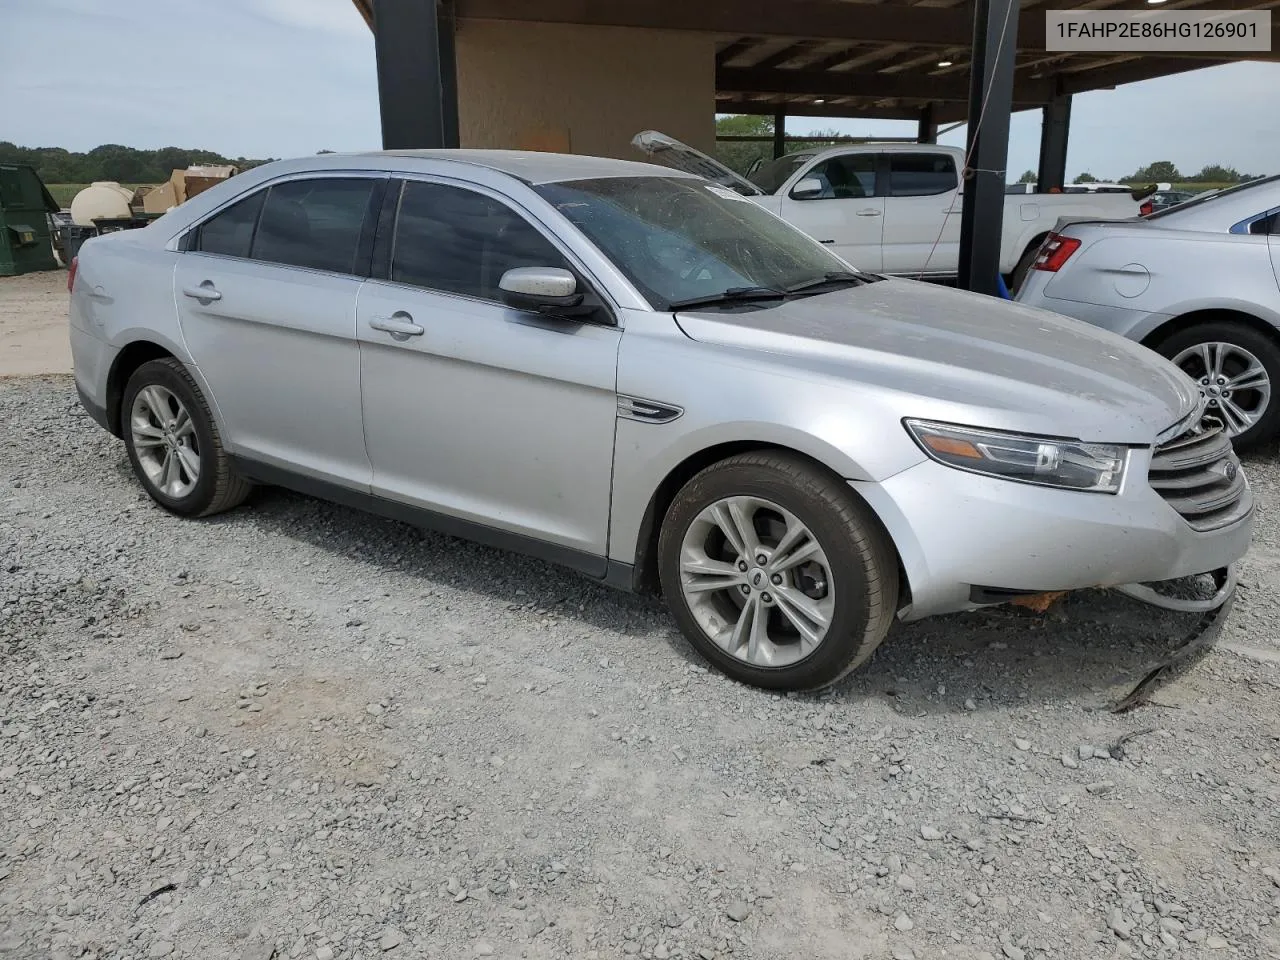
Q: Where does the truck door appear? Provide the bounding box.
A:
[777,153,883,272]
[879,151,962,276]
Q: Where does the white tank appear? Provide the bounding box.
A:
[70,182,134,226]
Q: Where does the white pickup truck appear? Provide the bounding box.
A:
[633,131,1144,284]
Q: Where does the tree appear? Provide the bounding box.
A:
[1073,171,1098,184]
[714,115,776,175]
[1127,160,1181,183]
[1017,169,1037,183]
[1187,163,1241,183]
[0,141,267,185]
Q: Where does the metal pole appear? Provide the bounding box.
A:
[1036,93,1071,192]
[373,0,444,149]
[439,0,460,148]
[773,110,786,159]
[917,103,938,144]
[956,0,1020,295]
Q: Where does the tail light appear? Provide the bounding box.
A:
[67,256,79,293]
[1032,233,1081,273]
[1140,201,1153,216]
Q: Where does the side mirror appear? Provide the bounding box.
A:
[790,178,824,200]
[499,267,584,314]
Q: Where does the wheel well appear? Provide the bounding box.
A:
[628,442,910,608]
[105,341,175,436]
[1139,308,1280,352]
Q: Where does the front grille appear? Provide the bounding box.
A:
[1148,418,1250,531]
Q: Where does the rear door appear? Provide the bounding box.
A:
[879,151,961,275]
[355,178,620,566]
[174,173,384,487]
[777,153,883,271]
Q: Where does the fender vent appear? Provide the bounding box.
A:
[617,396,683,424]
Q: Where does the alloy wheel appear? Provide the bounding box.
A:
[678,495,835,668]
[129,385,201,499]
[1172,341,1272,437]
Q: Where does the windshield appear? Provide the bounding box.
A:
[536,176,858,311]
[747,154,813,194]
[1146,174,1280,220]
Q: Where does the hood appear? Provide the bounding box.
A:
[631,130,764,197]
[675,279,1199,444]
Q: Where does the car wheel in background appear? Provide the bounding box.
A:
[1156,321,1280,449]
[1009,241,1043,294]
[121,358,252,517]
[657,451,898,691]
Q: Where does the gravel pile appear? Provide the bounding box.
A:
[3,375,1279,960]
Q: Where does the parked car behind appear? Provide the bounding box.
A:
[1017,175,1280,447]
[70,150,1252,691]
[632,132,1141,284]
[1146,189,1198,212]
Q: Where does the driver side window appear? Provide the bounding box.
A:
[792,155,878,200]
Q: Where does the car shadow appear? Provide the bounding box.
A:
[209,484,1215,714]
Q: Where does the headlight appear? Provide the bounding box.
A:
[904,419,1129,494]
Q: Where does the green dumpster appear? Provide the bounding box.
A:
[0,163,60,276]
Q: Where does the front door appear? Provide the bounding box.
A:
[356,178,621,566]
[174,174,384,486]
[777,153,884,271]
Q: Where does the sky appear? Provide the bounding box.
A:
[4,0,1278,182]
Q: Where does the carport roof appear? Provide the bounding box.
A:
[352,0,1279,122]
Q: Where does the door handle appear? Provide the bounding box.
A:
[855,209,882,217]
[182,282,221,302]
[819,239,836,244]
[369,312,424,340]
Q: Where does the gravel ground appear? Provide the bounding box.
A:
[3,375,1279,960]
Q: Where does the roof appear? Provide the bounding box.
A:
[363,149,693,183]
[353,0,1280,123]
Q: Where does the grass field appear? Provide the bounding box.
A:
[46,184,148,208]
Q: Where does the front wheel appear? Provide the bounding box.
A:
[1156,322,1280,449]
[657,452,898,691]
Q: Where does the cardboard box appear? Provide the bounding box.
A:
[139,181,179,215]
[179,164,238,201]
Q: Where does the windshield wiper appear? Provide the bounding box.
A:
[783,271,875,294]
[668,286,789,310]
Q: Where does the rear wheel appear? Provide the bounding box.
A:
[1155,322,1280,449]
[1009,238,1044,294]
[657,452,898,691]
[121,358,252,517]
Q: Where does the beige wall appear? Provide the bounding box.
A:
[455,20,714,160]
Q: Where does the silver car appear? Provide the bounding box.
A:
[1017,175,1280,448]
[69,151,1253,691]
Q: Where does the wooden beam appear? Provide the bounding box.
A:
[715,98,971,123]
[715,38,758,66]
[1057,56,1234,93]
[750,41,811,71]
[456,0,1038,48]
[717,66,1056,104]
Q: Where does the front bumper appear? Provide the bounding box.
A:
[853,457,1253,620]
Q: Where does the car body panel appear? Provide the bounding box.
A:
[356,277,621,559]
[174,251,372,488]
[674,279,1198,443]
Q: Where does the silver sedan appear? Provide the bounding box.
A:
[69,151,1252,691]
[1017,175,1280,448]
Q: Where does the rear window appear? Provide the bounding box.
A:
[887,153,956,197]
[196,192,265,259]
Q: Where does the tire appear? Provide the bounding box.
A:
[1154,321,1280,450]
[1009,240,1042,295]
[121,357,252,517]
[657,451,898,691]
